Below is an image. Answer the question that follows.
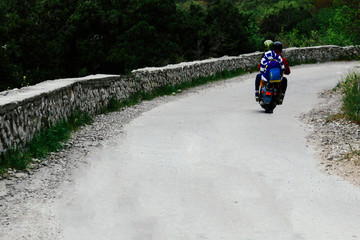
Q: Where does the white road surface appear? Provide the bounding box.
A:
[58,62,360,240]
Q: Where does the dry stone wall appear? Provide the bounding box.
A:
[0,75,140,153]
[0,45,359,154]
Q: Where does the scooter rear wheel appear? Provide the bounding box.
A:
[264,103,276,113]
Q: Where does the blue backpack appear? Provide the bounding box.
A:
[264,59,282,82]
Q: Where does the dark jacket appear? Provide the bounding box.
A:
[274,49,291,75]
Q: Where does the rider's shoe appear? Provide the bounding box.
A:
[278,93,285,105]
[255,91,259,102]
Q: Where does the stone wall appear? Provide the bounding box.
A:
[0,45,359,154]
[0,75,141,153]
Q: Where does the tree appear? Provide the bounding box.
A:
[178,3,207,60]
[259,2,312,40]
[205,0,253,57]
[314,0,334,10]
[334,0,360,44]
[104,0,182,72]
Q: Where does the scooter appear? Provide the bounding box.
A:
[258,79,282,113]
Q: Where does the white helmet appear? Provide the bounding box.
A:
[264,40,273,50]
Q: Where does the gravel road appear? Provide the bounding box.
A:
[1,62,360,239]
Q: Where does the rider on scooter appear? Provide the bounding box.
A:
[255,41,291,104]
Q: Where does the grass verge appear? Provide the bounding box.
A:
[0,68,249,174]
[0,111,93,174]
[327,71,360,162]
[339,72,360,124]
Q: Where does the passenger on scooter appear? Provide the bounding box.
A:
[257,39,273,70]
[255,40,271,101]
[255,41,290,104]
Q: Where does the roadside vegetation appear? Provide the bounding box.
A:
[327,72,360,164]
[337,72,360,124]
[0,0,359,91]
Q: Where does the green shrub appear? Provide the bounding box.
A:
[340,72,360,123]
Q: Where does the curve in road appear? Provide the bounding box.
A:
[58,62,360,240]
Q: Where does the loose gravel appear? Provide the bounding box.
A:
[299,89,360,186]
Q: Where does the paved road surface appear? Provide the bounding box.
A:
[58,62,360,240]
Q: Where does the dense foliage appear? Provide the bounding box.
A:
[0,0,359,91]
[278,0,360,47]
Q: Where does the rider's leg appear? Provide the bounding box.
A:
[282,77,288,94]
[255,73,262,101]
[279,77,287,104]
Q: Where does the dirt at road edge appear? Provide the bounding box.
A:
[300,89,360,187]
